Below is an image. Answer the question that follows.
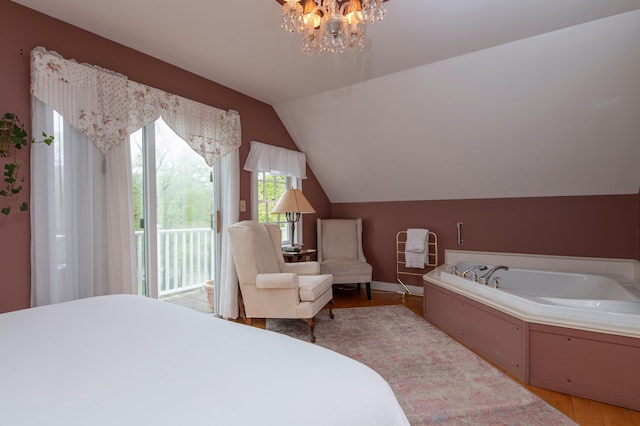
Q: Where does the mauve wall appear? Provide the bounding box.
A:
[1,2,637,314]
[0,0,330,313]
[332,195,638,285]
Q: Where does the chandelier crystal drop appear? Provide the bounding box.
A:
[281,0,387,54]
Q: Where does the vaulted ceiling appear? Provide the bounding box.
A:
[12,0,640,202]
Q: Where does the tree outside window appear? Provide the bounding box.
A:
[256,172,299,244]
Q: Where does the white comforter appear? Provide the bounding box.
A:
[0,295,408,425]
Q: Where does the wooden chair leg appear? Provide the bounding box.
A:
[366,283,371,300]
[328,299,335,319]
[302,317,316,343]
[238,290,248,323]
[237,290,256,327]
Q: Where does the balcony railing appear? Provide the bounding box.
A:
[135,228,214,297]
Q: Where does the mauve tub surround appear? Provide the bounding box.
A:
[428,262,640,338]
[423,253,640,411]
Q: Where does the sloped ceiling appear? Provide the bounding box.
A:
[276,10,640,202]
[11,0,640,202]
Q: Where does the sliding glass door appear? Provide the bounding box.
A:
[131,118,220,309]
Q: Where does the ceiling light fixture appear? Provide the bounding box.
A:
[280,0,387,54]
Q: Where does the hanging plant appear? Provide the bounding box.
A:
[0,112,54,215]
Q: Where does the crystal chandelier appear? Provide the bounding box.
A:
[281,0,387,54]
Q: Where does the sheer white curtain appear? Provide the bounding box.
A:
[244,141,307,178]
[29,47,241,307]
[218,148,239,319]
[31,99,135,306]
[104,139,136,295]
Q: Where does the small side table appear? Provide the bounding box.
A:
[283,249,317,263]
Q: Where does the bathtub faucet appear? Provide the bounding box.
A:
[478,266,509,286]
[460,265,488,282]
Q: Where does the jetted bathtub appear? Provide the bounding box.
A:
[424,261,640,411]
[432,262,640,335]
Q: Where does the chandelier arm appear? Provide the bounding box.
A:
[303,5,321,35]
[313,4,326,17]
[339,1,364,23]
[307,4,327,26]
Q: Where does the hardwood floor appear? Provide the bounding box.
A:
[324,287,640,426]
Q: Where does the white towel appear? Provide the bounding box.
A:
[406,228,428,252]
[405,250,427,269]
[405,228,429,268]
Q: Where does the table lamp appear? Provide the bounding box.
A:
[271,188,315,252]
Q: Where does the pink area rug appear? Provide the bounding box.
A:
[267,305,575,425]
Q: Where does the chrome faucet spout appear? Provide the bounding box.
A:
[478,265,509,285]
[460,265,487,281]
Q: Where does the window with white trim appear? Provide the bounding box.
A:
[253,172,301,245]
[243,141,307,247]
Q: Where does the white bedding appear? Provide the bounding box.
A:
[0,295,408,425]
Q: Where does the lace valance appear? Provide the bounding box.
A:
[30,47,241,166]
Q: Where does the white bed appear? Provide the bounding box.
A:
[0,295,409,425]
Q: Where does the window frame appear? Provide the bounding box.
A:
[251,172,302,246]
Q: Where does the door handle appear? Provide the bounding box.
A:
[212,210,221,233]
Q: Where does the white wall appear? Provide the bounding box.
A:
[275,11,640,203]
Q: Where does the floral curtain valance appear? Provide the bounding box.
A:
[243,141,307,178]
[30,47,241,166]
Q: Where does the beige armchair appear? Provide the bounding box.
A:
[317,218,373,300]
[228,220,334,342]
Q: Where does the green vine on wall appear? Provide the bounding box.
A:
[0,112,54,215]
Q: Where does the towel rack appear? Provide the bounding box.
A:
[396,230,438,298]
